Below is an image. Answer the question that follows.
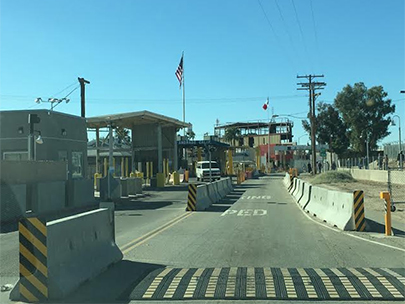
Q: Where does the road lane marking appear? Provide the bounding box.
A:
[297,268,318,298]
[240,196,272,200]
[122,212,193,254]
[221,209,267,216]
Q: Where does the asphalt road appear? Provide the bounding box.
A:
[1,175,404,303]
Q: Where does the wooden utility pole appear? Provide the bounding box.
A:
[78,77,90,118]
[297,74,326,174]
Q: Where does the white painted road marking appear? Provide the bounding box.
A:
[241,196,272,200]
[221,209,268,216]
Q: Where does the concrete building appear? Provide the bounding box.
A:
[0,110,94,224]
[0,110,88,178]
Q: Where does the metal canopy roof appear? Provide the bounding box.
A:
[86,110,191,129]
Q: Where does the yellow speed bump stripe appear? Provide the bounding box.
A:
[133,267,405,300]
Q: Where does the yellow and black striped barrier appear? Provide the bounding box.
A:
[187,184,197,211]
[354,190,366,231]
[18,216,48,302]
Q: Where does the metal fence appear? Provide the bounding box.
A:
[388,167,405,208]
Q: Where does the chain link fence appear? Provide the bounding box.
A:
[388,167,405,209]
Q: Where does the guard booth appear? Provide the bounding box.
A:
[87,111,191,180]
[177,139,230,177]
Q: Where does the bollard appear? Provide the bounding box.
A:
[380,191,392,236]
[184,170,189,182]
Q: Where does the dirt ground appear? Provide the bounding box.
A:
[299,175,405,222]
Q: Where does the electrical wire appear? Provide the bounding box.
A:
[64,85,80,98]
[309,0,323,70]
[51,81,77,98]
[256,0,298,71]
[273,0,306,69]
[291,0,313,72]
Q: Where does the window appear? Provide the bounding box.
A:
[58,151,68,161]
[3,151,28,161]
[72,151,83,178]
[263,138,265,144]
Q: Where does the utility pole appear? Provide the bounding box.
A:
[297,74,326,174]
[78,77,90,118]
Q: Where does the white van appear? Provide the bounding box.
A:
[196,161,221,182]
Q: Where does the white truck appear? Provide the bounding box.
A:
[196,161,221,182]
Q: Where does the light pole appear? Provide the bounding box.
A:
[392,115,402,168]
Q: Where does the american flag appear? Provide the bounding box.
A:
[175,55,183,87]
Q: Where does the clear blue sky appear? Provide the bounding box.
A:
[1,0,404,144]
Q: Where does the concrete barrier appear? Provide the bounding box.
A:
[283,176,357,230]
[10,208,122,301]
[127,177,143,195]
[71,179,96,208]
[0,183,26,223]
[48,208,122,299]
[305,185,355,230]
[187,178,233,211]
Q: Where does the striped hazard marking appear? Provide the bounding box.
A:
[18,217,48,302]
[186,184,197,211]
[128,267,405,300]
[354,190,366,231]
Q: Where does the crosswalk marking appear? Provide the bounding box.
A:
[204,268,221,298]
[134,267,405,300]
[225,267,238,297]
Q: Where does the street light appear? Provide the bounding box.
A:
[35,97,70,110]
[391,115,402,168]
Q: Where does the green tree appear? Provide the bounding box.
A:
[334,83,395,155]
[224,127,241,146]
[115,126,131,144]
[302,102,350,157]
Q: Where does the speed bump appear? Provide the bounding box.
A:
[18,217,48,302]
[354,190,366,231]
[187,184,197,211]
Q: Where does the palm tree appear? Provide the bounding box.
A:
[224,127,241,147]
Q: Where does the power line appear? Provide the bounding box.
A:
[291,0,313,72]
[309,0,323,70]
[51,81,77,98]
[273,0,307,69]
[256,0,298,71]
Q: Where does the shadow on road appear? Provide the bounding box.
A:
[366,218,405,237]
[63,260,165,303]
[143,185,189,192]
[233,184,266,189]
[115,199,173,211]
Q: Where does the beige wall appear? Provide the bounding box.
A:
[0,160,67,184]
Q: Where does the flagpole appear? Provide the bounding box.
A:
[182,51,185,136]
